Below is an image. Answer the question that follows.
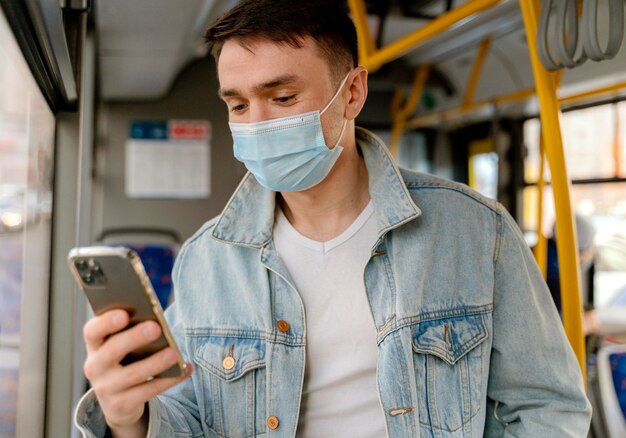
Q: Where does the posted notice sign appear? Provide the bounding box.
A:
[125,120,211,199]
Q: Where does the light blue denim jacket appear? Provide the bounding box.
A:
[76,127,591,437]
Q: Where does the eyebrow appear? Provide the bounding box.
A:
[218,74,301,99]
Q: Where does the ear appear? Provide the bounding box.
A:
[343,66,368,121]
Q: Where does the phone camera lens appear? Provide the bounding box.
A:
[83,274,93,284]
[76,260,87,270]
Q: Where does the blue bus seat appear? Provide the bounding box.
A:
[125,244,175,309]
[597,344,626,438]
[96,227,181,309]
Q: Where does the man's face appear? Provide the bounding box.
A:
[217,37,346,133]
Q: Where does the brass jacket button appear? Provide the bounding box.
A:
[267,415,279,430]
[222,356,236,370]
[276,320,290,333]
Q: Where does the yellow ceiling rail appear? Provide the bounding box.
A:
[520,0,585,378]
[463,37,493,109]
[406,87,536,129]
[533,132,548,279]
[389,65,431,158]
[348,0,503,72]
[492,88,536,105]
[560,80,626,105]
[405,79,626,130]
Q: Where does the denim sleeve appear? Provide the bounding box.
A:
[484,209,592,437]
[73,387,202,438]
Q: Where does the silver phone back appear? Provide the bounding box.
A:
[68,246,185,377]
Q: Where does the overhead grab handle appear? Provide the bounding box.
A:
[537,0,625,71]
[554,0,587,69]
[537,0,566,71]
[582,0,624,62]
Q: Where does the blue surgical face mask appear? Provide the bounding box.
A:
[229,73,350,192]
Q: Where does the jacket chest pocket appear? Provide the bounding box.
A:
[194,336,267,438]
[412,313,488,434]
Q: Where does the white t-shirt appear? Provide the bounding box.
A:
[273,201,387,437]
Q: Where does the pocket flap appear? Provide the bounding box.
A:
[194,336,266,382]
[412,313,488,365]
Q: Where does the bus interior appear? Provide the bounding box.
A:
[1,0,626,436]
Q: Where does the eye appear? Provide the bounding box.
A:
[230,103,248,113]
[274,95,296,104]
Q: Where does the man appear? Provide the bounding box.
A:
[76,1,591,436]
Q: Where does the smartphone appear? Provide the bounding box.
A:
[68,246,187,378]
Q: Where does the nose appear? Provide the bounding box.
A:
[248,104,270,123]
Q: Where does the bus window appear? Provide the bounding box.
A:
[468,138,498,200]
[396,131,432,174]
[570,182,626,307]
[0,8,55,438]
[523,103,626,309]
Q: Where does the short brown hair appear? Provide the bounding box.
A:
[204,0,358,84]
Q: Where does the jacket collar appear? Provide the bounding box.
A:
[210,127,421,248]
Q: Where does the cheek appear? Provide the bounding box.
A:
[320,104,346,146]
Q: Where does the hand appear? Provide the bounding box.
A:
[82,309,193,436]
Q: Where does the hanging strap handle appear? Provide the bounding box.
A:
[537,0,562,70]
[582,0,624,61]
[554,0,587,68]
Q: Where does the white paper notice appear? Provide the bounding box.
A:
[125,139,210,199]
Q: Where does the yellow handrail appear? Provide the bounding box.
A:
[348,0,503,72]
[389,65,430,157]
[534,71,562,277]
[520,0,585,378]
[405,81,626,129]
[560,80,626,105]
[463,38,493,109]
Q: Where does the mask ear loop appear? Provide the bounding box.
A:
[320,72,352,115]
[320,72,352,149]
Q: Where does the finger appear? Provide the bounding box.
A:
[92,320,162,373]
[84,310,129,353]
[113,363,193,409]
[106,347,184,393]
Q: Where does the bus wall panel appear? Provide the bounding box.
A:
[93,56,246,243]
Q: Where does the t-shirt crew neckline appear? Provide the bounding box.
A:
[274,201,374,254]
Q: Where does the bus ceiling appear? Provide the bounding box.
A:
[96,0,626,116]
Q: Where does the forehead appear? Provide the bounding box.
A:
[216,37,333,91]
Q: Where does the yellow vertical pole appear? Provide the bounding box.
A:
[389,112,406,159]
[389,87,406,159]
[520,0,585,378]
[389,65,430,158]
[534,64,561,278]
[614,104,622,176]
[463,37,492,110]
[348,0,376,64]
[390,87,404,115]
[404,66,431,117]
[534,133,548,278]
